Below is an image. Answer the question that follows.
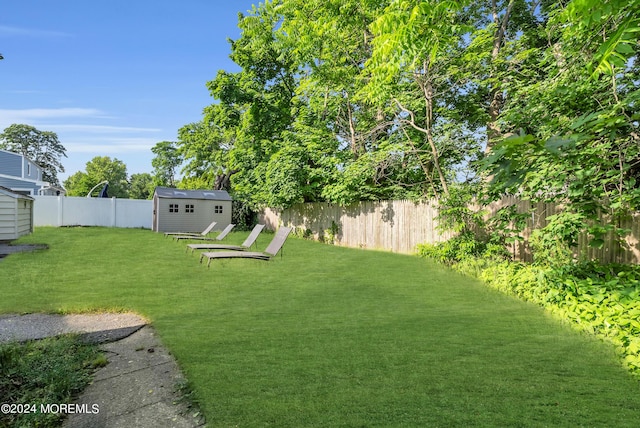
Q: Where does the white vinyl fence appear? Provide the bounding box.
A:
[34,196,152,229]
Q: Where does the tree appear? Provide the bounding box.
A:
[364,0,479,198]
[151,141,182,188]
[178,0,637,223]
[178,1,298,205]
[280,0,418,205]
[129,173,155,199]
[481,0,640,253]
[63,156,129,198]
[0,124,67,185]
[177,119,237,191]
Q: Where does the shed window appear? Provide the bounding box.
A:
[185,204,194,213]
[169,204,179,213]
[214,205,223,214]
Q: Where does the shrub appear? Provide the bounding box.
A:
[419,240,640,377]
[231,200,258,231]
[416,232,510,265]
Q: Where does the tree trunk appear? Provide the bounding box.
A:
[214,169,239,191]
[485,0,515,154]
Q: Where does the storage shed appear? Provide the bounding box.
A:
[0,186,34,241]
[152,187,233,233]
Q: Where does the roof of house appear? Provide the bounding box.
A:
[153,186,232,201]
[0,185,35,200]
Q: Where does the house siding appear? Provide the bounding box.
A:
[0,196,17,240]
[0,195,16,241]
[0,149,56,195]
[23,158,41,181]
[0,151,22,177]
[0,176,39,195]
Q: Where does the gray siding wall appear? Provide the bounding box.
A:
[0,151,22,177]
[22,158,42,181]
[16,199,33,236]
[0,196,17,240]
[0,177,39,195]
[156,199,232,233]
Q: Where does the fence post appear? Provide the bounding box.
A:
[111,197,117,227]
[58,195,63,227]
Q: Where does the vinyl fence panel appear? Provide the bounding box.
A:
[34,196,152,229]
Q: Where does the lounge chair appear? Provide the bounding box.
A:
[186,224,265,253]
[199,226,292,268]
[173,223,235,242]
[164,221,217,238]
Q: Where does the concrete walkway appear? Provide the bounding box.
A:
[0,313,205,428]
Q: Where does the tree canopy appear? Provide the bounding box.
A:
[0,124,67,185]
[64,156,130,198]
[151,141,182,188]
[170,0,638,249]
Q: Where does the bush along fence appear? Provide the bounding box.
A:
[413,240,640,378]
[477,261,640,377]
[261,197,640,264]
[263,199,640,377]
[262,198,640,377]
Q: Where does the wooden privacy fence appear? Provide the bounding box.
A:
[260,198,640,264]
[261,200,455,254]
[483,196,640,264]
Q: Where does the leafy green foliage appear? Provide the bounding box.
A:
[480,260,640,376]
[0,335,102,427]
[178,0,489,207]
[481,0,640,254]
[129,172,155,199]
[231,199,258,231]
[63,156,129,198]
[151,141,182,188]
[0,123,67,185]
[418,237,640,378]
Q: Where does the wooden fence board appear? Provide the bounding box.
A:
[260,199,640,264]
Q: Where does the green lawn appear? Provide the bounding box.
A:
[3,227,640,427]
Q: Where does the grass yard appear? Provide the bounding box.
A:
[3,227,640,427]
[0,335,105,427]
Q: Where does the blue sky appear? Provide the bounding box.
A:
[0,0,259,183]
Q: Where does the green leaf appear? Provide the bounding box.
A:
[544,136,573,154]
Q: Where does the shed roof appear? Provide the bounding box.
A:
[0,186,35,200]
[154,186,232,201]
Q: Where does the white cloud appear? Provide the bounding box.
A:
[0,109,163,135]
[0,107,167,176]
[0,108,105,128]
[65,138,159,154]
[51,124,161,133]
[0,25,71,38]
